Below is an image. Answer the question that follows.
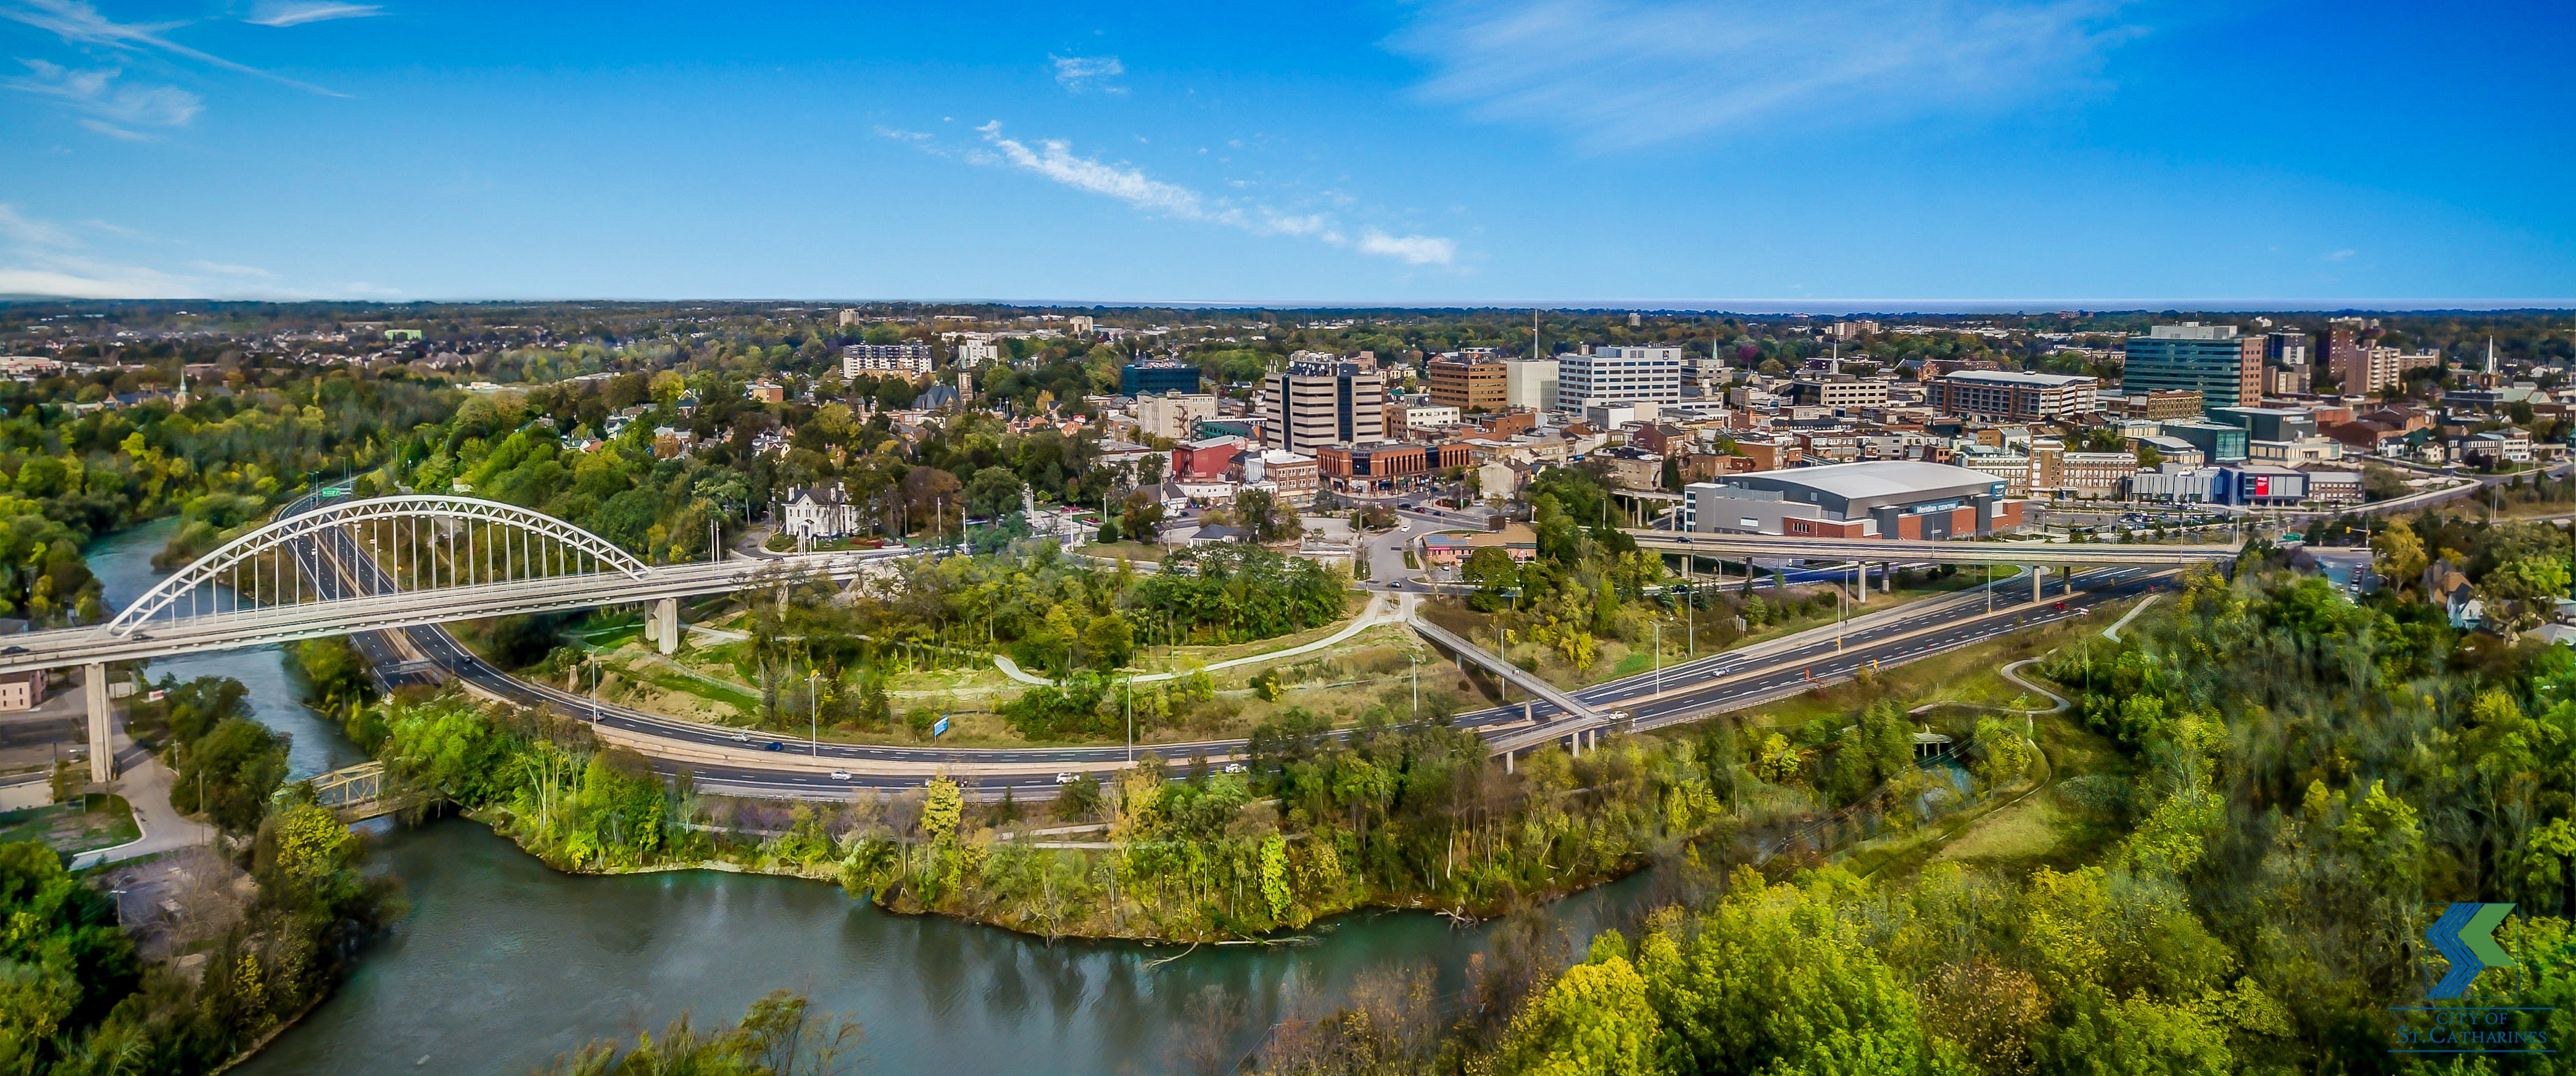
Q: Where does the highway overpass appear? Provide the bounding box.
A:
[1623,530,2241,568]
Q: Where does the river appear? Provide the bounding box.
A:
[86,520,363,779]
[87,521,1659,1074]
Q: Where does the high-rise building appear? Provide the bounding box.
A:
[1426,356,1508,412]
[1261,360,1386,453]
[2265,330,2312,367]
[2317,319,2374,394]
[1505,358,1558,411]
[1557,346,1684,412]
[2121,324,2261,412]
[842,343,932,381]
[1120,361,1201,397]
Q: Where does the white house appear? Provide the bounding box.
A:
[779,481,859,539]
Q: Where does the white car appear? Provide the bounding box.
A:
[829,769,851,781]
[1222,763,1247,774]
[730,732,749,742]
[1054,772,1078,784]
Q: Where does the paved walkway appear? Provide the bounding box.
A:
[71,681,215,869]
[2101,593,2162,642]
[995,593,1411,687]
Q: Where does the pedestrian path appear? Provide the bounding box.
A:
[994,594,1409,686]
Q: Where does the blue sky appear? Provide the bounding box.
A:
[1,0,2569,304]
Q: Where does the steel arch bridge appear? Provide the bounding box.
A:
[108,494,653,636]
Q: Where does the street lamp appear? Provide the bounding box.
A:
[808,670,819,756]
[1652,620,1662,694]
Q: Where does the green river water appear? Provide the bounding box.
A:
[89,521,1661,1074]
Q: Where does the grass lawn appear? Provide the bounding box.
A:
[0,797,139,854]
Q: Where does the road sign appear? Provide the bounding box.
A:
[932,715,950,737]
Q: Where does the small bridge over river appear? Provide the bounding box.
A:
[307,761,435,823]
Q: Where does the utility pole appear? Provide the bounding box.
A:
[808,670,818,756]
[1653,621,1662,693]
[1125,675,1135,763]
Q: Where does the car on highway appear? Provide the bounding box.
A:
[763,741,785,751]
[829,770,851,780]
[0,646,24,656]
[731,731,749,742]
[2053,602,2067,611]
[1055,772,1077,784]
[1223,762,1247,774]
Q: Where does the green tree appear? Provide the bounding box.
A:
[1489,951,1664,1076]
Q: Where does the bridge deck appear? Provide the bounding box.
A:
[1407,616,1607,729]
[1625,531,2238,566]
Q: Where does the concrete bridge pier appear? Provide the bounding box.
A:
[653,598,681,655]
[83,663,113,783]
[2030,565,2045,604]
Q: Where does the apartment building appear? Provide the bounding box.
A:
[1930,370,2100,422]
[1133,393,1216,441]
[842,342,933,380]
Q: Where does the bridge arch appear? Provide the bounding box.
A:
[107,494,650,636]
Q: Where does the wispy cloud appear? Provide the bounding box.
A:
[2323,249,2357,262]
[2,0,344,94]
[1358,230,1458,266]
[0,204,197,296]
[943,123,1459,266]
[6,59,202,136]
[1391,0,2142,149]
[1050,54,1125,94]
[243,1,381,27]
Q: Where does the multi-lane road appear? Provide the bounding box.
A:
[283,492,2174,799]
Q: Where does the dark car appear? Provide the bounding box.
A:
[0,646,24,656]
[764,741,785,751]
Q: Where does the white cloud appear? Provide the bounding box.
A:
[979,122,1206,218]
[244,2,382,27]
[1050,54,1124,93]
[1357,230,1458,266]
[927,124,1462,267]
[1392,0,2142,149]
[7,59,203,133]
[2324,249,2357,262]
[0,203,281,298]
[2,0,343,94]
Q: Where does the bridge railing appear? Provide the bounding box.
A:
[110,495,655,637]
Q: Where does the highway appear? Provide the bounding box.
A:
[266,491,2176,800]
